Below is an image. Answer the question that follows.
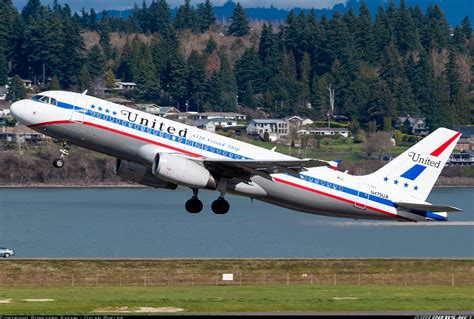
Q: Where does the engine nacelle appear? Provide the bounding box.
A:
[152,153,216,189]
[114,159,178,189]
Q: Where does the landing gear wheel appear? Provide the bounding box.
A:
[211,198,230,215]
[4,253,10,258]
[185,198,203,214]
[53,158,65,169]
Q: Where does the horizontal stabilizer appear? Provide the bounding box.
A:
[396,202,462,213]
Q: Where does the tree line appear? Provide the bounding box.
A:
[0,0,472,132]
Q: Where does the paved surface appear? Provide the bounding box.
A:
[182,310,474,316]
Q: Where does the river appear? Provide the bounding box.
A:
[0,187,472,258]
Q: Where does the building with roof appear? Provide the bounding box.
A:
[453,125,474,151]
[246,119,289,142]
[297,127,350,138]
[115,82,137,90]
[193,112,247,121]
[397,116,429,136]
[135,104,180,118]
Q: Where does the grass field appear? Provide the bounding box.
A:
[1,285,473,314]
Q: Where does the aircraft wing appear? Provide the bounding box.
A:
[395,202,463,212]
[199,157,331,180]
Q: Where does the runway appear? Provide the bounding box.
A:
[185,310,474,316]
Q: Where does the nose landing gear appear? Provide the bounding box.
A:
[53,141,71,169]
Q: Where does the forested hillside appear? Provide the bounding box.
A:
[0,0,472,132]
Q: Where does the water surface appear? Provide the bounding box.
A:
[0,187,472,258]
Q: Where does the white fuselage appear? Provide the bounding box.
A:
[10,91,438,222]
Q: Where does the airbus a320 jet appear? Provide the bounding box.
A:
[10,91,462,221]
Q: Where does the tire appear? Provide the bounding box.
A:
[185,198,203,214]
[211,199,230,215]
[53,158,64,168]
[4,253,10,258]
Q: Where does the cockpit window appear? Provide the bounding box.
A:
[31,95,57,105]
[31,95,45,102]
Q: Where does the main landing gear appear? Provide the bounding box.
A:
[185,188,203,214]
[211,178,230,215]
[184,180,230,215]
[53,141,71,169]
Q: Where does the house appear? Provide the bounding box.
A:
[448,151,474,166]
[21,79,33,89]
[105,97,135,107]
[0,125,46,143]
[397,116,429,135]
[0,108,11,125]
[115,81,137,90]
[135,104,180,118]
[298,127,350,138]
[193,112,247,121]
[286,116,314,127]
[246,119,289,142]
[454,125,474,151]
[194,119,217,133]
[331,114,350,124]
[0,86,7,100]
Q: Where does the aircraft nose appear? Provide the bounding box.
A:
[10,100,28,123]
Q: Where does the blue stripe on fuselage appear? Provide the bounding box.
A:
[55,99,396,210]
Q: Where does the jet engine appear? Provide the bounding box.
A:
[152,153,216,189]
[114,159,178,189]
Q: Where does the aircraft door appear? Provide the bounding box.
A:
[354,182,371,209]
[70,97,88,123]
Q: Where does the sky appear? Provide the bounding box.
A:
[12,0,346,11]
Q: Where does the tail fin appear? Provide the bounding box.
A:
[365,128,461,201]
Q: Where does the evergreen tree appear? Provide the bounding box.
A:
[6,75,26,101]
[21,0,41,21]
[235,48,263,95]
[87,44,106,79]
[227,2,249,37]
[447,51,470,124]
[196,0,216,32]
[49,75,61,90]
[218,51,237,111]
[355,0,375,62]
[162,52,188,107]
[0,48,8,85]
[99,11,113,59]
[426,75,452,130]
[175,0,197,31]
[394,0,420,55]
[149,0,173,37]
[186,50,206,111]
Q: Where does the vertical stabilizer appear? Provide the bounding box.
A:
[365,128,461,201]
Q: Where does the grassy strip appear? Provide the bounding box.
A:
[2,259,473,274]
[0,285,473,314]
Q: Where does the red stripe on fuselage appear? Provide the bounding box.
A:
[273,177,416,222]
[29,120,204,158]
[30,120,416,221]
[430,132,461,157]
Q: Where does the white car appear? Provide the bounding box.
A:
[0,247,14,258]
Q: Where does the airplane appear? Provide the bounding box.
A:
[10,90,463,221]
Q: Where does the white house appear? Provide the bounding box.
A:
[286,116,314,127]
[115,81,137,90]
[194,119,217,132]
[246,119,289,142]
[298,127,350,138]
[193,112,247,121]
